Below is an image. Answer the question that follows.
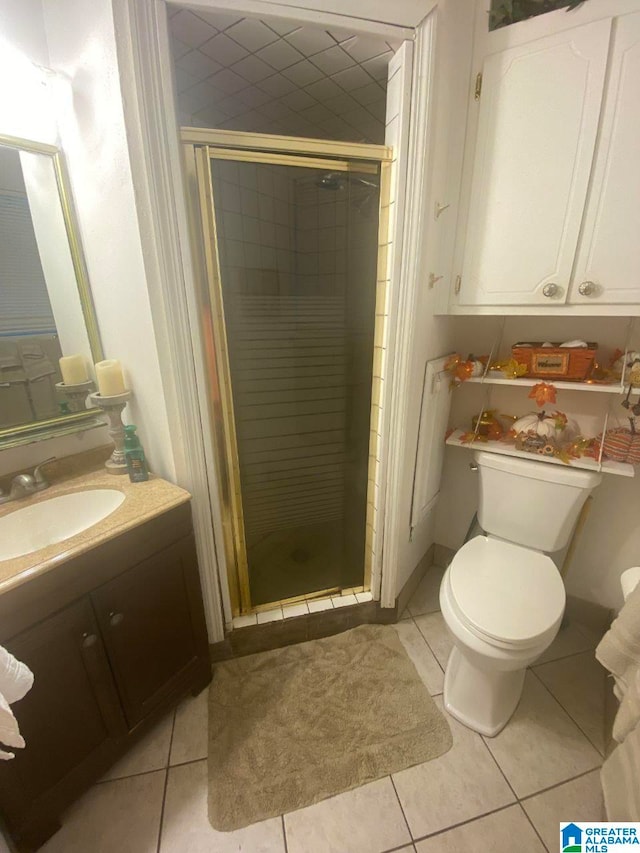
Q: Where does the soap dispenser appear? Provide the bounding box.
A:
[124,424,149,483]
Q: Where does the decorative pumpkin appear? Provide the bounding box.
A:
[445,353,487,385]
[471,410,503,439]
[512,410,575,440]
[600,428,640,464]
[611,350,640,384]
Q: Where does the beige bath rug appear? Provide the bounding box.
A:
[208,623,452,831]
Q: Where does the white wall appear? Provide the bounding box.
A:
[0,0,49,67]
[41,0,176,479]
[0,0,56,143]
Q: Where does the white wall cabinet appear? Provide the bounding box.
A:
[569,12,640,306]
[451,2,640,314]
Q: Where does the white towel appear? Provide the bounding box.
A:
[0,645,33,704]
[0,645,34,760]
[597,583,640,819]
[0,692,25,760]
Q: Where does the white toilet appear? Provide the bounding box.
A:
[440,450,601,737]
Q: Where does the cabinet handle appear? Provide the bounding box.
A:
[81,632,98,649]
[109,611,124,628]
[542,283,559,298]
[578,280,597,297]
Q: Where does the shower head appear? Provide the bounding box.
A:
[315,172,380,192]
[316,172,345,191]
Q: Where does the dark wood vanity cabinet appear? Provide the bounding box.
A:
[0,502,211,852]
[92,536,207,727]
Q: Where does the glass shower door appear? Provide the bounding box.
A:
[196,148,381,610]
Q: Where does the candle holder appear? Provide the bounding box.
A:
[55,379,95,413]
[89,390,133,475]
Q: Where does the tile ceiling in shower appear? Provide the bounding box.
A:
[168,7,400,144]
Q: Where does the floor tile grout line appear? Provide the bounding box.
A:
[94,750,210,787]
[389,773,414,845]
[474,720,553,850]
[529,666,606,758]
[156,707,177,853]
[534,644,599,668]
[410,802,518,846]
[411,615,446,675]
[478,711,598,852]
[281,814,289,853]
[518,766,602,804]
[517,800,550,852]
[478,727,520,804]
[168,754,208,772]
[95,765,172,786]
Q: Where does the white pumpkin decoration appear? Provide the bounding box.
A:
[512,410,576,440]
[612,351,640,385]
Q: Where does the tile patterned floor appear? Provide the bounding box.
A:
[40,564,607,853]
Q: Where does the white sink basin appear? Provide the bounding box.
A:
[0,490,125,561]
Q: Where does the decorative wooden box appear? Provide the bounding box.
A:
[512,342,598,381]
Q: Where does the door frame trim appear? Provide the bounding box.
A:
[189,139,390,615]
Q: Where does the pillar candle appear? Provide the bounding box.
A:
[95,359,126,396]
[59,354,89,385]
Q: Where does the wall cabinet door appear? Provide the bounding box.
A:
[91,536,209,727]
[458,19,611,306]
[569,12,640,305]
[0,598,125,831]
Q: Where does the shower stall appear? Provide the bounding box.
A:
[183,132,391,614]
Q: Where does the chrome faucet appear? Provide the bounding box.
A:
[0,457,56,505]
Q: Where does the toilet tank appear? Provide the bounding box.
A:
[474,451,602,552]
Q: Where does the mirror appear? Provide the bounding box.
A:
[0,135,103,447]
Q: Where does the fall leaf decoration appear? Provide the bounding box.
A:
[552,411,568,431]
[489,358,528,379]
[444,354,480,386]
[528,382,557,407]
[459,431,488,444]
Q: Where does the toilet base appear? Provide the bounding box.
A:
[443,646,526,737]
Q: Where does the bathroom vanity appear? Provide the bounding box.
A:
[0,460,211,851]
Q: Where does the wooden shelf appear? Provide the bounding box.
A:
[465,375,629,394]
[446,429,635,478]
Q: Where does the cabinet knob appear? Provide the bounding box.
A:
[82,632,97,649]
[109,611,124,628]
[578,280,597,297]
[542,283,559,298]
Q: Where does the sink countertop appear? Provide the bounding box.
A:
[0,453,191,595]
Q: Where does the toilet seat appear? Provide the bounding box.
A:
[447,536,565,648]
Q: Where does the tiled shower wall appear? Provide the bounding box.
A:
[292,180,347,296]
[213,162,349,545]
[213,160,296,296]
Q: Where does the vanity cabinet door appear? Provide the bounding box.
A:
[0,598,126,833]
[91,535,210,727]
[458,19,611,306]
[569,12,640,305]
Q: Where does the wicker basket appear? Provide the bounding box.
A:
[511,342,597,381]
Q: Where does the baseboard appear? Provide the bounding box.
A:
[395,544,434,618]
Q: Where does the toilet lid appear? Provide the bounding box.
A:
[449,536,565,645]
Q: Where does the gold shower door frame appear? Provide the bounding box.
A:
[183,130,392,616]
